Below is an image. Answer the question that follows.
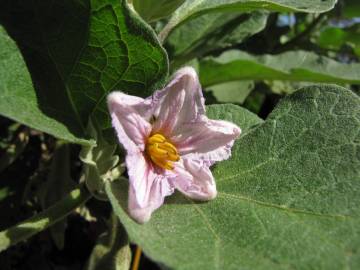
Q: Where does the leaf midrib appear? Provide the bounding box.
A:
[218,192,351,219]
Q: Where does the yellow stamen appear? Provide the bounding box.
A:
[147,134,166,144]
[150,155,174,170]
[160,142,178,154]
[146,133,180,170]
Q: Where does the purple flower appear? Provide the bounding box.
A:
[107,67,241,223]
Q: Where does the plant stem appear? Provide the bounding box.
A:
[0,185,91,252]
[131,246,142,270]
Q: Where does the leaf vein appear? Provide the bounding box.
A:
[218,192,351,219]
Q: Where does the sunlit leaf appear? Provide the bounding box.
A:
[159,0,337,41]
[107,85,360,269]
[199,50,360,87]
[167,11,267,66]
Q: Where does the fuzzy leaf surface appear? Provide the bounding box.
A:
[107,86,360,270]
[0,26,92,145]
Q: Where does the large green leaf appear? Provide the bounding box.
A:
[0,26,92,145]
[167,11,267,66]
[0,0,168,134]
[199,50,360,87]
[206,104,264,132]
[159,0,337,41]
[106,86,360,269]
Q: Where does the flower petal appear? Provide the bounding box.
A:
[172,117,241,165]
[107,92,152,153]
[108,91,153,119]
[170,158,217,201]
[151,67,206,136]
[127,153,174,223]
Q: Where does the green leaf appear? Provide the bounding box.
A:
[71,0,169,128]
[207,80,254,104]
[0,26,92,145]
[316,26,360,57]
[38,143,76,250]
[199,50,360,87]
[159,0,337,41]
[167,11,267,66]
[132,0,186,22]
[86,213,131,270]
[106,86,360,269]
[206,104,264,132]
[317,27,349,49]
[80,119,123,200]
[0,185,91,252]
[242,90,266,114]
[0,0,168,134]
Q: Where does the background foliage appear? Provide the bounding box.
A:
[0,0,359,269]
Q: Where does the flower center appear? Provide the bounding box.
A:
[145,133,180,170]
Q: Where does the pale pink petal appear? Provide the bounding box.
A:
[151,67,206,136]
[107,93,152,153]
[171,117,241,165]
[127,153,174,223]
[169,158,217,201]
[108,91,153,120]
[108,68,242,224]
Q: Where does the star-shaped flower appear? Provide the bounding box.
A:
[107,67,241,223]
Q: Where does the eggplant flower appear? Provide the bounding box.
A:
[107,67,241,223]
